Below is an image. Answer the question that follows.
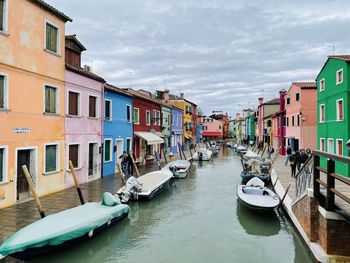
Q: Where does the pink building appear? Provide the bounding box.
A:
[271,89,287,155]
[64,35,105,185]
[285,82,317,151]
[201,116,223,139]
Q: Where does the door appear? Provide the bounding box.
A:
[126,138,131,154]
[88,143,95,177]
[17,150,31,200]
[115,139,124,173]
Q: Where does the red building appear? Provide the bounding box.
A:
[125,89,163,164]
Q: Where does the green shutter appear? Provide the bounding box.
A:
[45,145,57,173]
[0,0,4,31]
[0,75,4,108]
[45,86,56,113]
[46,23,58,53]
[0,149,3,182]
[104,140,111,161]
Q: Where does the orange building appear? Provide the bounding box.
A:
[0,0,71,208]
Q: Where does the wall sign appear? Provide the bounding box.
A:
[12,128,30,134]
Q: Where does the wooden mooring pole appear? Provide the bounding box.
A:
[278,183,291,210]
[178,143,183,160]
[117,163,126,185]
[22,165,45,218]
[154,151,162,170]
[130,154,140,177]
[162,147,168,164]
[69,161,85,205]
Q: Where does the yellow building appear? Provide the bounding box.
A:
[0,0,71,208]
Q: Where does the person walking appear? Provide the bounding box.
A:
[267,145,274,160]
[289,151,297,177]
[285,146,292,166]
[296,150,302,171]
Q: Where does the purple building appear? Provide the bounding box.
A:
[170,106,183,154]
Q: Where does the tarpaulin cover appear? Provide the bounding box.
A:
[0,202,129,256]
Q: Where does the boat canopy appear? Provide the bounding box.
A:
[134,132,163,145]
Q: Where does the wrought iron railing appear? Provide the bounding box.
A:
[295,155,314,199]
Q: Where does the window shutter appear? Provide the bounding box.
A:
[89,96,96,117]
[45,145,57,172]
[0,75,4,108]
[69,145,79,168]
[105,100,110,119]
[69,92,78,116]
[0,0,4,31]
[104,140,111,161]
[339,101,343,120]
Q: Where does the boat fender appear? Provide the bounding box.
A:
[88,230,94,238]
[108,220,111,226]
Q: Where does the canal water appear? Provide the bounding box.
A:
[27,148,313,263]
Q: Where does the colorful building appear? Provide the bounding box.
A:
[0,0,71,208]
[316,55,350,177]
[64,35,105,184]
[161,104,172,153]
[127,89,163,164]
[201,117,223,139]
[228,117,237,138]
[245,112,256,145]
[210,111,229,139]
[103,85,133,177]
[170,106,183,154]
[196,107,204,142]
[257,98,280,144]
[285,82,317,151]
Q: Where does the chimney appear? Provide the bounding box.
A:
[258,97,263,105]
[279,89,287,111]
[84,65,92,72]
[180,92,184,99]
[163,89,170,103]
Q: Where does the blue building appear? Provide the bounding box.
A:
[103,84,133,177]
[170,106,183,154]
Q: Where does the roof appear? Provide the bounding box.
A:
[30,0,72,22]
[263,113,275,120]
[168,94,197,106]
[66,64,105,83]
[124,88,162,106]
[65,35,86,51]
[316,55,350,80]
[292,82,316,89]
[105,84,132,98]
[258,98,280,107]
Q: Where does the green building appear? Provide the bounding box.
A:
[316,55,350,176]
[244,112,256,145]
[161,105,172,153]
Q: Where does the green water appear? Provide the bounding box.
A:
[30,148,313,263]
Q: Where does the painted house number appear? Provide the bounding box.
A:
[12,128,30,134]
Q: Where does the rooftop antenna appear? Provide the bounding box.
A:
[327,44,335,55]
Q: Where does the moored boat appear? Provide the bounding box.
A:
[192,148,213,161]
[237,178,279,211]
[240,170,270,184]
[164,160,191,178]
[0,196,129,260]
[236,145,247,153]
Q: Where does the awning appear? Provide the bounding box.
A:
[134,132,163,145]
[203,132,222,137]
[154,132,164,138]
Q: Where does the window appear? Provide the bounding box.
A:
[292,116,295,126]
[44,86,57,114]
[126,138,131,154]
[286,117,289,127]
[126,105,131,123]
[171,113,174,125]
[45,22,59,54]
[336,69,343,85]
[327,139,334,154]
[104,139,112,162]
[146,111,150,126]
[320,138,325,151]
[319,104,325,123]
[45,144,58,173]
[336,99,343,121]
[320,78,325,92]
[152,110,156,125]
[68,91,79,116]
[336,139,343,156]
[219,126,221,129]
[104,100,112,120]
[286,98,290,105]
[157,111,161,125]
[133,108,139,124]
[0,74,8,109]
[297,114,300,126]
[0,0,8,32]
[89,96,97,118]
[69,144,80,168]
[296,93,300,102]
[0,147,7,182]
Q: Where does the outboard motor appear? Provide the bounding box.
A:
[120,176,143,203]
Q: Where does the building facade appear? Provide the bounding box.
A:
[201,117,223,139]
[161,104,172,153]
[257,98,280,144]
[0,0,71,208]
[317,56,350,177]
[170,106,183,154]
[210,111,229,139]
[103,85,133,176]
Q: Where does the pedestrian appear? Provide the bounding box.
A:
[285,146,292,166]
[267,145,274,159]
[296,150,302,171]
[289,151,297,177]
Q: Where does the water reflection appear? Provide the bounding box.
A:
[236,201,281,236]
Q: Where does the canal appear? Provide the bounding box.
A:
[26,148,313,263]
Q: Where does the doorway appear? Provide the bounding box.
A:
[16,148,37,201]
[115,139,124,173]
[88,142,98,177]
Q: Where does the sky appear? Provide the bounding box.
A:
[47,0,350,116]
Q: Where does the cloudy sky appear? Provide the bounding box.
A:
[48,0,350,116]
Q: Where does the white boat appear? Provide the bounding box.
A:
[237,178,279,211]
[236,145,247,153]
[117,168,173,202]
[226,142,234,148]
[164,160,191,178]
[192,148,213,161]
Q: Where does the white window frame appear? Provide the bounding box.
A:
[126,104,132,123]
[0,0,9,33]
[126,137,132,153]
[44,20,61,55]
[103,139,113,163]
[336,69,343,85]
[157,111,161,126]
[327,138,334,154]
[0,145,8,183]
[133,107,140,124]
[152,110,156,125]
[320,78,325,92]
[43,84,59,115]
[0,72,9,110]
[104,99,112,121]
[67,143,81,170]
[88,94,99,118]
[320,138,325,151]
[336,139,343,156]
[319,104,325,123]
[67,89,81,117]
[44,143,60,175]
[146,110,151,126]
[336,98,344,121]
